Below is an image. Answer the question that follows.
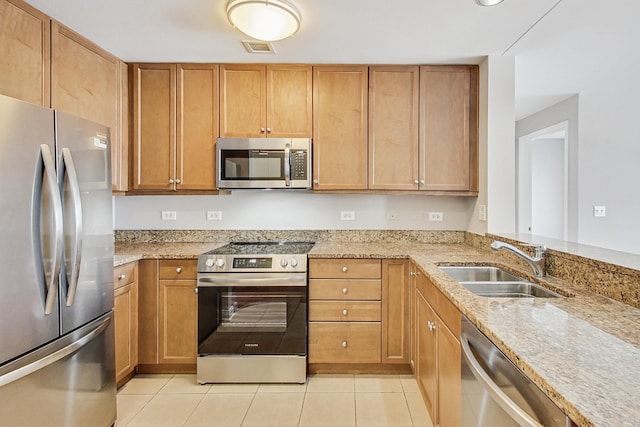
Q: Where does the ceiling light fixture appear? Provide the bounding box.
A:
[226,0,301,42]
[476,0,505,5]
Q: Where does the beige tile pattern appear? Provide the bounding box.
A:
[116,374,431,427]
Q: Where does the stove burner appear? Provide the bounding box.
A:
[204,242,314,256]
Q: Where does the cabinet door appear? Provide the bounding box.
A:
[132,63,176,190]
[368,66,419,190]
[381,259,410,364]
[158,279,197,364]
[176,64,219,190]
[313,65,368,190]
[437,321,461,427]
[419,65,478,192]
[220,64,265,137]
[51,23,126,192]
[266,64,312,137]
[0,0,50,106]
[416,289,437,422]
[114,281,138,384]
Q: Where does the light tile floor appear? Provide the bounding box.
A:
[117,374,433,427]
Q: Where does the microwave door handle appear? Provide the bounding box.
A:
[284,143,291,187]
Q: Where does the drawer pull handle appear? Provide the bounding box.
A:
[176,267,182,273]
[342,309,348,316]
[342,266,348,273]
[341,340,348,348]
[342,288,348,294]
[118,274,126,280]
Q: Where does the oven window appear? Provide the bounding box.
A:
[220,150,285,180]
[198,286,307,356]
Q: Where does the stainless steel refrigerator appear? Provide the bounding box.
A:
[0,94,116,427]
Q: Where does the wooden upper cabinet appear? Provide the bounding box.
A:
[368,66,419,190]
[0,0,50,106]
[267,64,312,137]
[177,64,219,190]
[132,63,176,190]
[419,65,478,193]
[313,65,368,190]
[220,64,312,138]
[132,63,219,191]
[51,22,128,192]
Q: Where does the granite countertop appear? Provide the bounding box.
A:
[310,242,640,427]
[114,240,640,426]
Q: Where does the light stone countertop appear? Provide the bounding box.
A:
[309,242,640,427]
[114,240,640,427]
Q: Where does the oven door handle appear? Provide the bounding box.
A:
[198,276,307,287]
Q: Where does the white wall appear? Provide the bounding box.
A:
[467,55,516,236]
[516,95,579,242]
[114,192,474,230]
[531,138,565,239]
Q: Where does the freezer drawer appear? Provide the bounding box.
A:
[0,312,116,427]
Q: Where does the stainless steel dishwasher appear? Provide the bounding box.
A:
[460,316,577,427]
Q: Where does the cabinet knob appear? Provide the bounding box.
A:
[260,127,266,133]
[342,288,348,294]
[420,180,426,185]
[175,178,181,184]
[118,274,126,280]
[168,179,174,184]
[342,266,348,273]
[341,340,348,348]
[342,309,348,316]
[313,179,319,185]
[176,267,182,273]
[428,321,436,332]
[266,127,272,133]
[414,180,419,184]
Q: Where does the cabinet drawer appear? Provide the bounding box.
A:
[114,262,137,289]
[309,259,381,279]
[309,322,381,364]
[309,279,381,300]
[159,259,197,280]
[309,301,381,322]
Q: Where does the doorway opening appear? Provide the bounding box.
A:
[517,121,568,240]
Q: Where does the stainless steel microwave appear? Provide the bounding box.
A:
[216,138,312,189]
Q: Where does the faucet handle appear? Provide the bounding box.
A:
[521,244,546,258]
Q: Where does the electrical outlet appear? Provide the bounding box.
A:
[428,212,443,222]
[478,204,487,221]
[161,211,177,220]
[207,211,222,221]
[385,212,399,220]
[593,206,606,217]
[341,211,355,221]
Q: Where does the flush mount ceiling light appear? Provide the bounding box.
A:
[226,0,301,42]
[476,0,505,5]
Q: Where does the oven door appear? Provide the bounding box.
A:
[197,273,307,357]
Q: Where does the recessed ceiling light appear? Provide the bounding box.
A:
[226,0,301,42]
[476,0,505,5]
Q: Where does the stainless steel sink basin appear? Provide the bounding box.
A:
[459,282,562,298]
[438,266,526,282]
[438,265,561,298]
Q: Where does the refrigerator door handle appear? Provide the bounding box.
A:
[0,316,111,388]
[39,144,64,315]
[61,148,83,307]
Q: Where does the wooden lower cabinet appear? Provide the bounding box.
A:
[413,264,461,427]
[138,259,198,372]
[308,322,381,364]
[113,262,138,386]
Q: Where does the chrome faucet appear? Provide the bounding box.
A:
[490,240,546,277]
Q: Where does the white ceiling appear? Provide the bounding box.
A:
[24,0,640,120]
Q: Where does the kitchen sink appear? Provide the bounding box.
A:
[438,265,561,298]
[438,265,526,282]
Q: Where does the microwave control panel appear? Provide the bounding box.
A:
[291,150,308,180]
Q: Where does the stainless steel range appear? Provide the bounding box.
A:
[196,242,314,384]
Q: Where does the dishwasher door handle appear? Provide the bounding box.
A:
[460,332,544,427]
